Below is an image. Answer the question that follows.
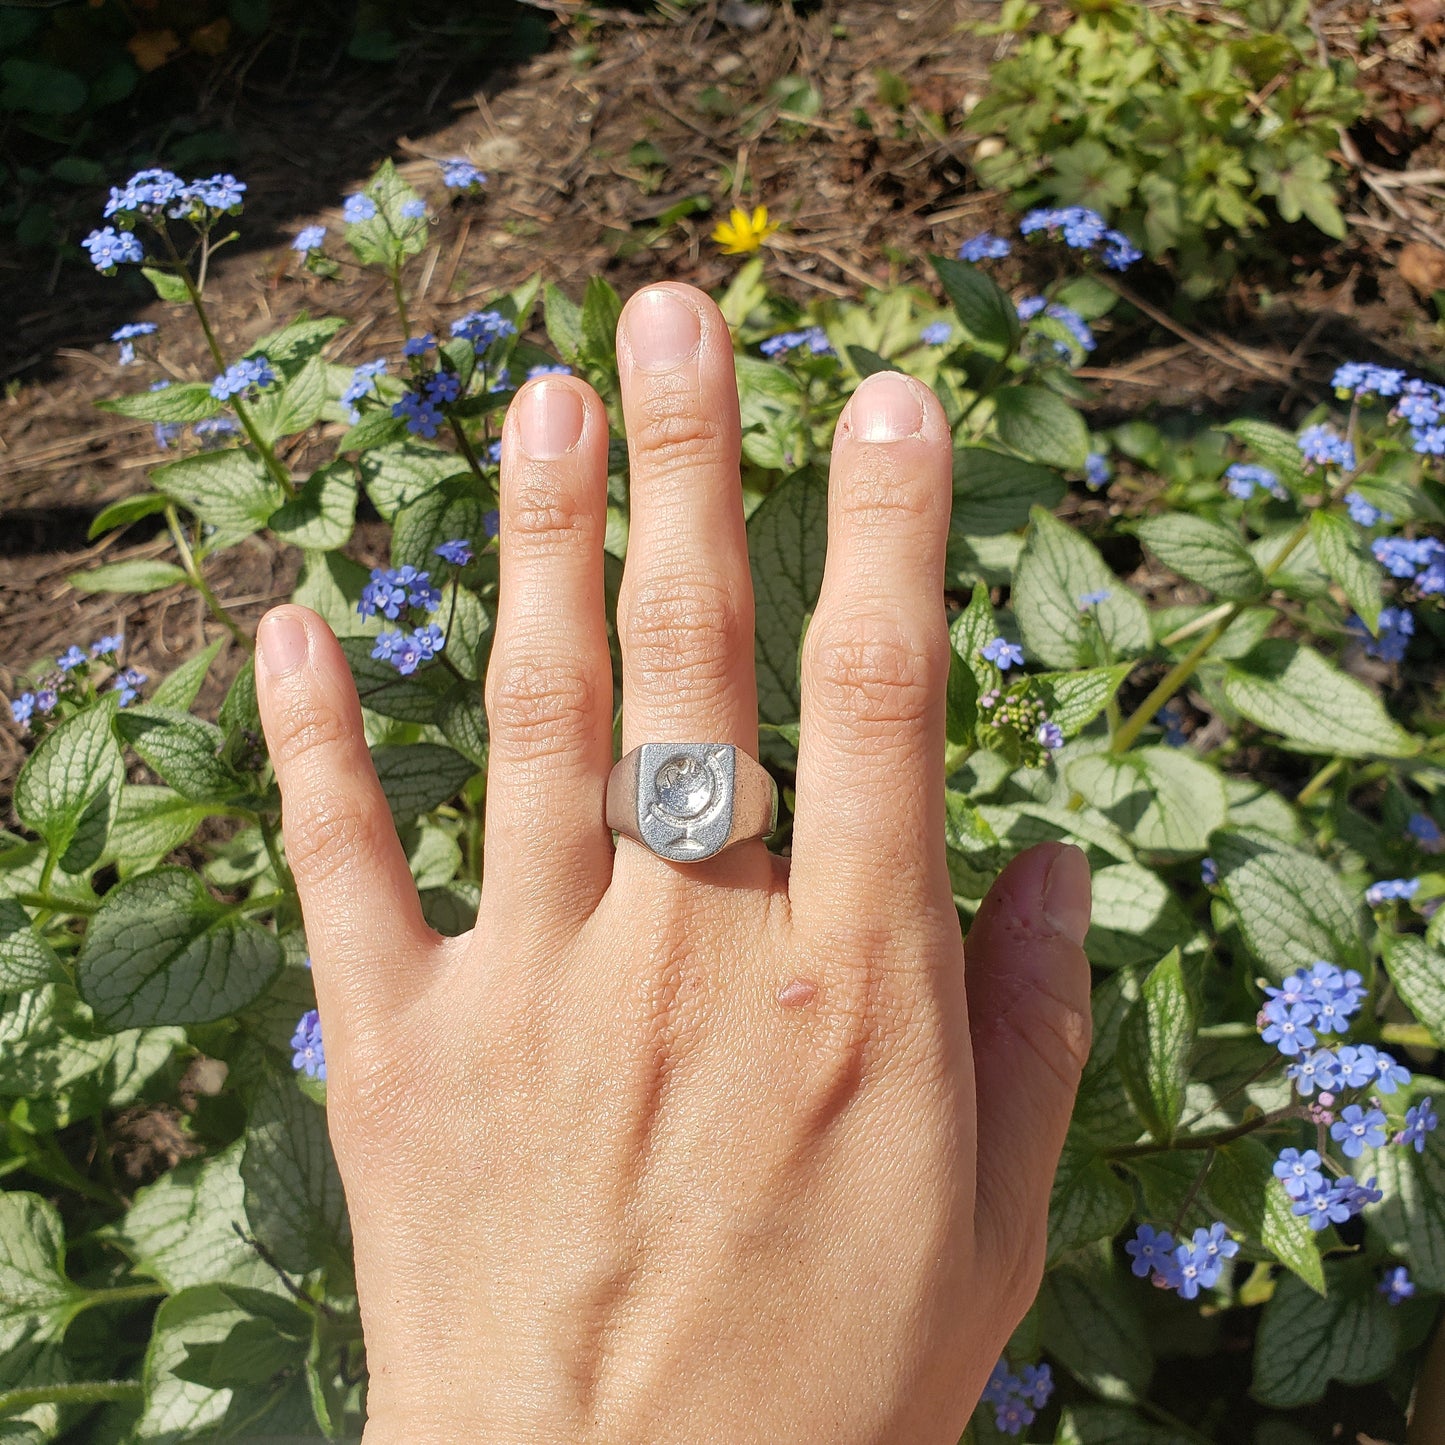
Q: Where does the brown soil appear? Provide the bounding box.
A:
[2,0,1442,799]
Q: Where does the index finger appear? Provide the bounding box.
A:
[787,371,955,933]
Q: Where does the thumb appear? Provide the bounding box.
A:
[966,841,1092,1295]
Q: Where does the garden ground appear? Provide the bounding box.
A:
[1,0,1443,797]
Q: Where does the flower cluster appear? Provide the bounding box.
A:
[1258,959,1437,1233]
[112,322,157,367]
[1085,452,1111,489]
[8,635,143,730]
[1296,424,1355,472]
[290,1009,326,1080]
[292,224,327,253]
[1224,462,1288,502]
[1259,960,1364,1058]
[1126,1221,1240,1300]
[343,193,377,223]
[1332,365,1445,456]
[1018,205,1142,270]
[759,326,835,358]
[1408,813,1444,854]
[451,308,516,356]
[921,321,954,346]
[1380,1265,1415,1306]
[393,375,457,438]
[1373,537,1445,597]
[355,544,472,675]
[440,158,487,191]
[210,356,276,402]
[1349,606,1413,663]
[342,359,389,423]
[84,168,246,272]
[980,1359,1053,1436]
[957,232,1012,262]
[1016,296,1096,356]
[1345,490,1390,527]
[1365,876,1420,907]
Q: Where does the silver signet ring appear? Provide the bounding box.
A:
[605,743,778,863]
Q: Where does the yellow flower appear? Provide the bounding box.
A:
[712,205,780,256]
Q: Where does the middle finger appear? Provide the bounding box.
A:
[615,283,759,763]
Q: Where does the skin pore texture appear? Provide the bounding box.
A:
[253,281,1093,1445]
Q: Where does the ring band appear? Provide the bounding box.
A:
[606,743,778,863]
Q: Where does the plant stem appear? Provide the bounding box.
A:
[258,814,294,895]
[159,229,295,499]
[1109,1105,1303,1160]
[1136,1397,1217,1445]
[1382,1022,1436,1050]
[448,415,492,494]
[164,507,252,651]
[1296,757,1345,806]
[1169,1152,1217,1235]
[0,1380,142,1420]
[390,262,411,340]
[75,1281,168,1314]
[16,892,97,916]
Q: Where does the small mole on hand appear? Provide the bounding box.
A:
[777,978,817,1009]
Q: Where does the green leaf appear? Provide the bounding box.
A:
[103,786,211,871]
[391,475,489,571]
[141,266,190,303]
[134,1285,313,1441]
[1222,640,1418,758]
[1039,1257,1153,1399]
[1309,509,1383,633]
[1117,948,1196,1142]
[248,354,329,444]
[543,282,584,365]
[929,255,1020,350]
[151,638,226,711]
[1030,665,1131,738]
[1067,747,1227,856]
[99,382,223,425]
[116,706,245,803]
[152,449,287,551]
[748,468,828,739]
[1047,1142,1132,1263]
[1135,514,1263,600]
[115,1142,278,1293]
[1252,1266,1398,1407]
[344,159,428,267]
[1057,1405,1191,1445]
[949,581,997,690]
[945,645,978,745]
[338,638,450,723]
[248,315,347,376]
[1210,828,1366,980]
[0,900,59,992]
[268,460,357,550]
[0,1193,78,1339]
[75,867,283,1028]
[1013,507,1151,668]
[580,275,623,366]
[68,558,189,596]
[241,1074,350,1275]
[1223,420,1306,489]
[292,550,377,639]
[358,441,472,522]
[371,744,477,822]
[992,385,1091,471]
[951,447,1065,535]
[1086,863,1196,970]
[87,492,170,540]
[13,698,124,873]
[1382,936,1445,1045]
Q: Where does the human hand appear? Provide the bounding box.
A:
[254,281,1092,1445]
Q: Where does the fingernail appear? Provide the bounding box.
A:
[625,288,702,372]
[847,371,924,443]
[1042,844,1092,946]
[258,610,310,678]
[517,380,584,459]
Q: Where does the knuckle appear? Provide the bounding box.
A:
[504,480,598,554]
[486,655,600,761]
[805,611,946,741]
[836,460,942,527]
[631,382,729,470]
[267,702,346,772]
[622,573,743,695]
[283,795,374,889]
